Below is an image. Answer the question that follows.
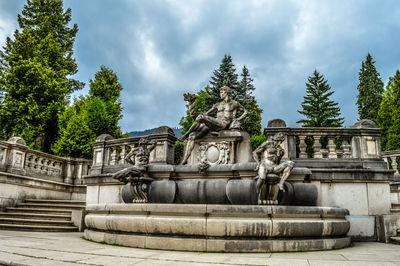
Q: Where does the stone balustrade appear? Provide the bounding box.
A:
[264,119,382,161]
[382,151,400,174]
[0,137,91,184]
[90,126,177,175]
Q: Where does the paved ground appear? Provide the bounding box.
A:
[0,230,399,266]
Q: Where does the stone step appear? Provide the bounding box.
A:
[0,212,71,220]
[391,208,400,213]
[0,217,74,226]
[25,199,85,206]
[17,203,85,209]
[6,207,72,215]
[392,203,400,208]
[390,236,400,244]
[0,223,78,232]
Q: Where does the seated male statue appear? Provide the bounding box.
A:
[112,137,156,184]
[252,132,295,205]
[179,85,248,165]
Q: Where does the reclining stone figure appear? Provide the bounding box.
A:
[112,137,156,202]
[252,132,295,205]
[179,86,248,165]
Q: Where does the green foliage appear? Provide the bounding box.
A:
[377,70,400,151]
[208,54,239,106]
[181,56,262,136]
[250,135,267,150]
[297,70,344,127]
[53,66,124,158]
[0,0,83,152]
[174,141,184,164]
[356,53,384,123]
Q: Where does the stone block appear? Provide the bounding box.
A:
[226,179,258,205]
[320,183,368,215]
[86,185,99,204]
[346,215,375,239]
[148,180,176,203]
[146,216,205,235]
[206,239,273,252]
[145,236,206,251]
[376,214,400,242]
[85,214,108,231]
[106,215,147,233]
[98,184,123,204]
[367,183,391,215]
[271,219,324,237]
[207,217,272,237]
[146,203,206,215]
[206,204,272,218]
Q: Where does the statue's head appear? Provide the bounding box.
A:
[183,93,196,103]
[219,86,231,98]
[273,132,285,142]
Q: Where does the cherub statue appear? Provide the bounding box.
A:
[252,133,295,205]
[179,86,248,165]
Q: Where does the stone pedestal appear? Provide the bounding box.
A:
[185,130,253,165]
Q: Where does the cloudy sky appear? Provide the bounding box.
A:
[1,0,400,133]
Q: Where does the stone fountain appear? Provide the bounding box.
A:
[83,86,396,252]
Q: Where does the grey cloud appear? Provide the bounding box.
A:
[2,0,400,132]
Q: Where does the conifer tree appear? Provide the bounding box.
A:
[356,53,384,122]
[377,70,400,151]
[0,0,83,152]
[239,66,262,136]
[297,70,344,127]
[208,54,239,105]
[53,66,124,159]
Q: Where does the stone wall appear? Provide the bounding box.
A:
[0,137,90,209]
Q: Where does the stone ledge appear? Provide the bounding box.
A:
[84,229,351,252]
[0,172,85,193]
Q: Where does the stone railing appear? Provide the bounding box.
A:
[382,151,400,174]
[0,137,91,184]
[264,119,382,160]
[90,126,177,175]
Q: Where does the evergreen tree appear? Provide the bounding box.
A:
[239,66,262,136]
[297,70,344,127]
[377,70,400,151]
[53,66,124,159]
[0,0,83,152]
[356,53,384,122]
[208,54,239,106]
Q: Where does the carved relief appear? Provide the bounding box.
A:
[198,141,230,165]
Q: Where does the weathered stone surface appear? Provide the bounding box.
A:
[292,183,318,206]
[367,183,391,215]
[83,229,351,252]
[346,215,376,240]
[177,180,228,204]
[148,180,176,203]
[226,179,257,205]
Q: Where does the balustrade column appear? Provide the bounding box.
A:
[328,137,337,159]
[110,148,118,165]
[313,136,322,159]
[391,156,399,173]
[298,136,307,158]
[119,145,126,164]
[342,138,352,158]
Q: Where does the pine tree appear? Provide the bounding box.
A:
[208,54,239,106]
[239,66,262,136]
[0,0,83,152]
[297,70,344,127]
[356,53,384,122]
[53,66,124,159]
[377,70,400,151]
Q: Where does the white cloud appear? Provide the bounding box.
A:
[0,12,16,48]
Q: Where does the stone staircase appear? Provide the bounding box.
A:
[0,199,85,232]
